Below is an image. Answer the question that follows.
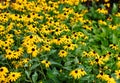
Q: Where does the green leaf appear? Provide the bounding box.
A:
[62,66,71,70]
[74,57,79,64]
[32,72,38,83]
[25,70,31,79]
[116,79,120,83]
[78,4,86,11]
[30,63,40,70]
[51,61,62,67]
[112,3,118,13]
[112,34,117,44]
[47,70,55,79]
[47,69,60,83]
[49,50,56,55]
[112,3,118,14]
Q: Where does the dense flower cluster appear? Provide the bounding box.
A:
[0,0,120,82]
[0,67,21,82]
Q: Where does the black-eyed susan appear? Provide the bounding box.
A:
[41,60,51,68]
[42,45,51,51]
[96,72,109,81]
[97,8,108,14]
[58,50,68,57]
[63,43,78,50]
[8,72,21,82]
[94,58,104,65]
[104,0,109,2]
[89,50,99,57]
[101,52,111,62]
[115,70,120,79]
[69,68,86,79]
[107,76,116,83]
[5,50,14,59]
[52,37,63,45]
[116,61,120,68]
[109,25,118,30]
[12,60,23,69]
[0,76,9,83]
[54,28,62,36]
[0,67,9,76]
[27,45,38,57]
[109,44,118,50]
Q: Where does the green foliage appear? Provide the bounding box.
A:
[0,0,120,83]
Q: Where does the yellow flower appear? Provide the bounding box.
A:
[104,3,110,8]
[98,20,107,25]
[42,45,51,51]
[109,25,118,30]
[82,25,92,31]
[41,60,51,68]
[116,61,120,68]
[109,44,118,50]
[5,50,13,59]
[27,45,38,57]
[97,72,109,81]
[104,0,109,2]
[39,81,43,83]
[107,77,116,83]
[0,40,4,48]
[69,68,86,79]
[58,50,68,57]
[97,8,108,14]
[63,43,78,50]
[115,70,120,79]
[54,28,62,36]
[0,76,9,83]
[94,58,104,65]
[8,72,21,82]
[0,67,9,76]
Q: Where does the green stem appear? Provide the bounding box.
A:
[39,64,47,79]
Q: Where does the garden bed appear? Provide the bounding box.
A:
[0,0,120,83]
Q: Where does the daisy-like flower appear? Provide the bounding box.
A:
[115,70,120,79]
[69,68,86,79]
[107,77,116,83]
[27,45,38,57]
[41,60,51,68]
[0,76,9,83]
[109,25,118,30]
[63,43,78,50]
[97,72,108,80]
[0,67,9,76]
[97,8,108,14]
[58,50,68,57]
[42,45,51,51]
[109,44,118,50]
[8,72,21,82]
[104,0,109,2]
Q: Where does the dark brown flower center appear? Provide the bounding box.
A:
[56,29,58,32]
[12,74,15,77]
[95,59,99,62]
[46,61,48,63]
[74,35,77,37]
[5,46,8,49]
[0,68,3,71]
[100,72,103,75]
[68,44,70,47]
[32,48,35,51]
[30,35,33,38]
[27,15,31,18]
[46,46,48,48]
[62,51,64,53]
[75,70,78,73]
